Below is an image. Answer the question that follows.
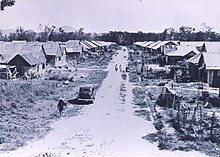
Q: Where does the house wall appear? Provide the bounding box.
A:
[38,63,46,75]
[162,43,177,55]
[207,70,220,87]
[135,45,145,51]
[46,54,66,67]
[151,48,160,56]
[46,55,56,66]
[55,54,66,67]
[166,56,183,65]
[66,53,81,60]
[16,66,29,77]
[28,63,46,77]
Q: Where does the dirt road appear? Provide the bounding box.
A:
[1,48,208,157]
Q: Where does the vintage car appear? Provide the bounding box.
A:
[73,86,95,104]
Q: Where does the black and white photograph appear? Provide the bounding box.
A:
[0,0,220,156]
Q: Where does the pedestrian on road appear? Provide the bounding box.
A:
[115,64,118,71]
[119,64,122,72]
[57,98,65,116]
[125,65,129,72]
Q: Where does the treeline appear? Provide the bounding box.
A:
[99,25,220,45]
[1,24,220,45]
[0,26,96,42]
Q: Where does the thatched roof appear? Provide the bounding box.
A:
[42,42,62,57]
[65,40,82,53]
[0,42,46,66]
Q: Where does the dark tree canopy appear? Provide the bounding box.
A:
[1,24,220,44]
[1,0,15,10]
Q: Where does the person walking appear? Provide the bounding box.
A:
[115,64,118,71]
[57,98,65,116]
[119,64,122,72]
[125,65,129,72]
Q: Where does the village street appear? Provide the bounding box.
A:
[1,49,208,157]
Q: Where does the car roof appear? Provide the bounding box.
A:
[79,86,94,89]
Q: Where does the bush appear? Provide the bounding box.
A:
[154,119,164,130]
[209,96,220,107]
[132,87,144,95]
[121,73,127,80]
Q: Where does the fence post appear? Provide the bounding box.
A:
[210,112,215,139]
[172,94,176,110]
[199,105,203,130]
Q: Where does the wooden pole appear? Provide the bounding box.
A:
[177,102,181,124]
[199,105,203,130]
[210,112,215,139]
[172,94,176,110]
[190,102,199,126]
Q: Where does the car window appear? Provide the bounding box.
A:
[80,88,92,93]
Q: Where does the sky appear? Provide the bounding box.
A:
[0,0,220,33]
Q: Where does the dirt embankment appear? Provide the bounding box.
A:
[0,51,115,152]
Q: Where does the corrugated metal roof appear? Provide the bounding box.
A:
[203,53,220,70]
[180,41,220,53]
[166,46,200,57]
[92,41,103,47]
[99,41,115,46]
[187,52,220,70]
[84,41,98,48]
[80,41,91,49]
[180,42,205,47]
[187,52,202,64]
[134,41,154,48]
[152,41,179,49]
[143,41,154,47]
[134,42,143,47]
[147,41,162,49]
[204,42,220,53]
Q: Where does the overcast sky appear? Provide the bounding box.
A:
[0,0,220,33]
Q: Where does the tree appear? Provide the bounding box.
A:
[75,28,85,40]
[0,0,15,10]
[161,27,177,40]
[6,26,37,41]
[0,31,3,41]
[179,25,195,41]
[37,24,56,42]
[200,23,214,41]
[25,30,37,41]
[194,31,206,41]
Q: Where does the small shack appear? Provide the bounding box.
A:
[43,42,66,67]
[66,40,83,60]
[0,42,46,78]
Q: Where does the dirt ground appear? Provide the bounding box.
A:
[0,52,114,152]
